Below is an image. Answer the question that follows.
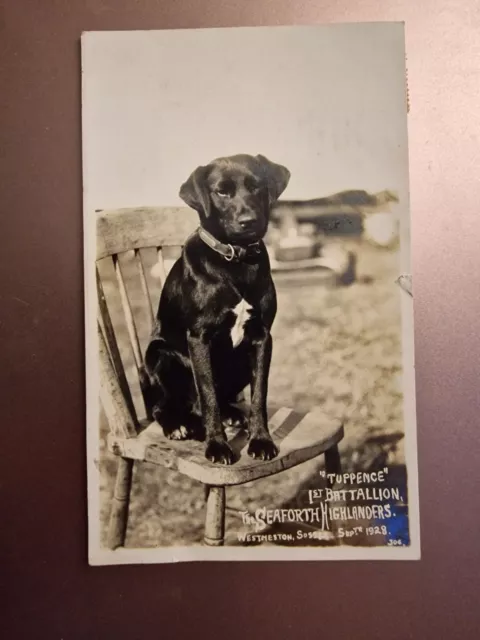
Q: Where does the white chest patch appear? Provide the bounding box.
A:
[231,298,253,347]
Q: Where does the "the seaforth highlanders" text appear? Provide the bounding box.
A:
[241,503,394,532]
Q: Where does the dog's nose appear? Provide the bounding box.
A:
[238,215,257,229]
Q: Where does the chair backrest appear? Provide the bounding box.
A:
[96,207,198,437]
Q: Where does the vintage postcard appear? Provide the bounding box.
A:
[82,23,420,564]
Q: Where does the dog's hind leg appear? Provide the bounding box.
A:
[145,339,197,441]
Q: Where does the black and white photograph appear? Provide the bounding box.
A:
[82,23,420,564]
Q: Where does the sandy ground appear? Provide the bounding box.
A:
[96,237,408,548]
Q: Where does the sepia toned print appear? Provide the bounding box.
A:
[83,24,419,564]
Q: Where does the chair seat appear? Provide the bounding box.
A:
[108,405,343,486]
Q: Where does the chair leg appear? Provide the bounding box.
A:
[107,457,134,550]
[204,486,226,546]
[325,444,342,488]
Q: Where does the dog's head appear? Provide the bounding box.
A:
[179,154,290,244]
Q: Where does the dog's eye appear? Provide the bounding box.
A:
[246,182,261,194]
[215,189,230,198]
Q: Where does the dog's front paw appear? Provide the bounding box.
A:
[205,438,235,465]
[247,436,278,461]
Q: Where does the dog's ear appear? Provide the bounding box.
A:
[179,165,211,218]
[256,154,291,204]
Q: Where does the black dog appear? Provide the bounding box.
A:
[145,154,290,465]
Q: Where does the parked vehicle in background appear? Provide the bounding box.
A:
[265,188,400,282]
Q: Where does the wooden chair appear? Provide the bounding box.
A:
[96,207,344,549]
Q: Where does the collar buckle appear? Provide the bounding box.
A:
[224,244,236,262]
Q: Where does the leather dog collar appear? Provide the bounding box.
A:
[197,227,262,262]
